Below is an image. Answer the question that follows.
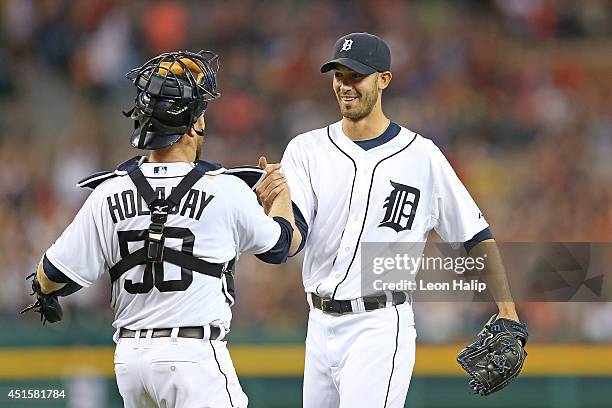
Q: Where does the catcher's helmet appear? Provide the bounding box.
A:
[124,50,221,150]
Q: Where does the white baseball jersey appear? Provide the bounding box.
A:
[45,161,281,332]
[281,120,489,302]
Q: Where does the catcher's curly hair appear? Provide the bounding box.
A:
[157,57,205,81]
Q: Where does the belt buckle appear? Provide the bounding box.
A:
[320,298,334,314]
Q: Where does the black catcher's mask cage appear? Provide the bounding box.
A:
[124,50,221,150]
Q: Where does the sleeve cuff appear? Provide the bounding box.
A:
[464,227,494,253]
[255,216,293,264]
[291,202,308,256]
[43,255,73,283]
[44,251,92,288]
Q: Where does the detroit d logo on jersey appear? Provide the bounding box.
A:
[379,181,421,232]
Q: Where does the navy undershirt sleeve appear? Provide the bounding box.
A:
[43,254,74,284]
[464,227,494,253]
[42,254,83,296]
[255,216,294,264]
[291,203,308,256]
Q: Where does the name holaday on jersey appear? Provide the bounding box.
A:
[106,187,215,223]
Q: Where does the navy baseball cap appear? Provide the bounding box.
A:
[321,32,391,75]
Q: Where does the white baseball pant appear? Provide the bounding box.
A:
[114,331,248,408]
[303,301,417,408]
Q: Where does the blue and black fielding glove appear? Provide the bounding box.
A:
[457,315,528,396]
[20,273,63,324]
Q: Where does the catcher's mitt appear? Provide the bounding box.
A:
[457,315,528,396]
[20,273,63,324]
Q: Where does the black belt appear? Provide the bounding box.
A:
[311,292,409,315]
[119,326,221,340]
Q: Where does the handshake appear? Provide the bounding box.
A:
[255,156,289,214]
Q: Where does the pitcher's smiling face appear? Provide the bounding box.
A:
[333,66,380,121]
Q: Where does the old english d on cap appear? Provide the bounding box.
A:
[321,32,391,75]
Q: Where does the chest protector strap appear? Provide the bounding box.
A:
[109,160,232,283]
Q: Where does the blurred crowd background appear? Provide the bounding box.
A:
[1,0,611,345]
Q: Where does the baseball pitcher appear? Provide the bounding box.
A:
[256,33,528,407]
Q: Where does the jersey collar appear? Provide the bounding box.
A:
[353,122,401,151]
[328,121,412,160]
[118,156,225,177]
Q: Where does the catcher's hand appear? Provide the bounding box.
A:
[20,272,63,324]
[457,314,528,396]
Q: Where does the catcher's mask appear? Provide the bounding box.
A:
[124,50,221,150]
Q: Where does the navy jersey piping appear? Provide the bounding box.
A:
[326,126,357,271]
[331,133,419,300]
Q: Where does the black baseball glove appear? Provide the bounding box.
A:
[457,315,528,396]
[20,273,63,324]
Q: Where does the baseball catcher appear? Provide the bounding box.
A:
[457,314,528,395]
[20,49,300,408]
